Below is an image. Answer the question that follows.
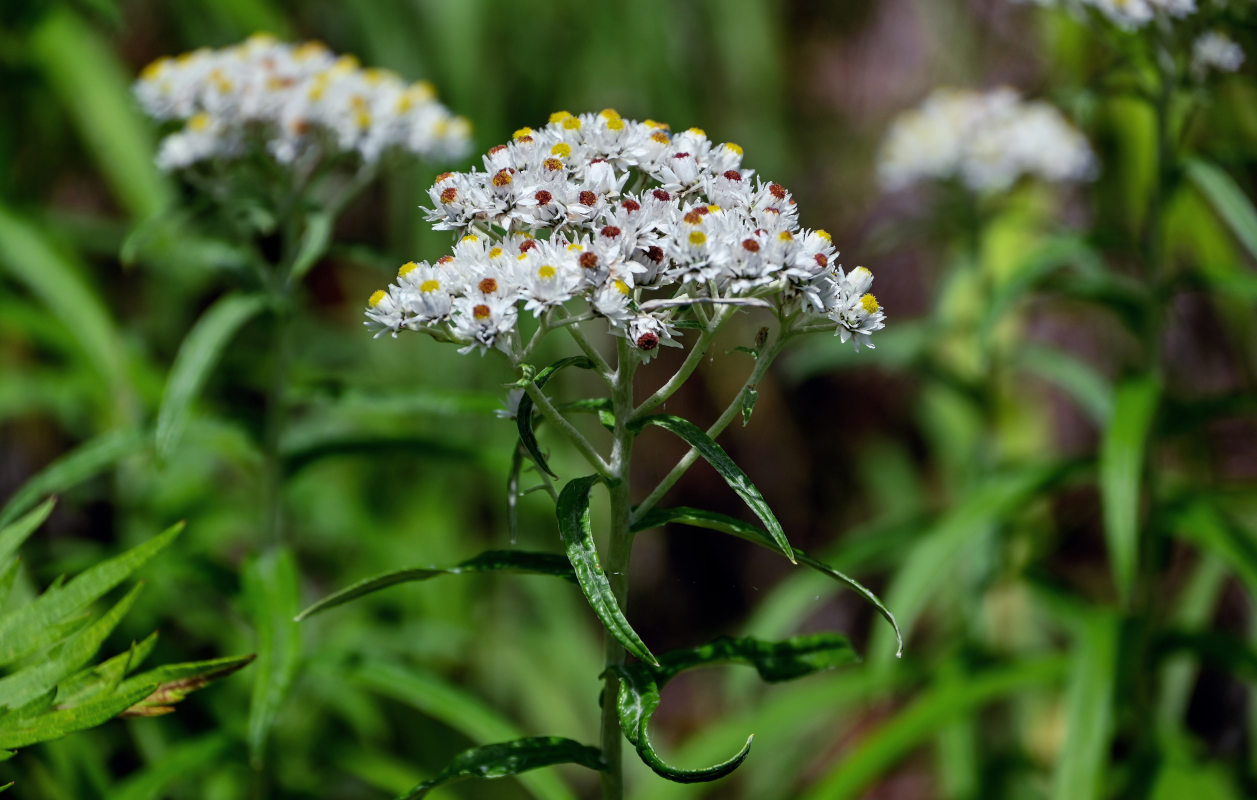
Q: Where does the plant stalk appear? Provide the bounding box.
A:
[600,338,638,800]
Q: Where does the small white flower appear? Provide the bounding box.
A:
[1193,31,1245,76]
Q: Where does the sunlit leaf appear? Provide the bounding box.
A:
[156,292,268,458]
[296,550,575,621]
[556,475,656,665]
[1100,375,1159,605]
[632,415,794,563]
[244,546,301,768]
[633,507,901,656]
[1186,158,1257,262]
[396,737,605,800]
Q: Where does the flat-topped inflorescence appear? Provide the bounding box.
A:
[135,34,472,170]
[366,110,885,356]
[877,87,1096,194]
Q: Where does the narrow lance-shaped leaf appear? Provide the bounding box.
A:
[288,211,333,283]
[517,356,595,477]
[633,507,903,657]
[0,522,183,665]
[296,550,576,621]
[156,292,268,458]
[613,634,858,783]
[0,499,56,566]
[1051,614,1119,800]
[631,414,795,562]
[1100,375,1160,605]
[557,475,656,665]
[396,737,606,800]
[0,429,145,530]
[1186,157,1257,262]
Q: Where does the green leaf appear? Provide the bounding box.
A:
[613,634,858,783]
[296,550,575,621]
[517,356,595,477]
[111,734,230,800]
[0,522,183,666]
[0,582,143,711]
[0,498,56,566]
[1170,500,1257,599]
[632,415,794,563]
[0,429,146,530]
[28,7,173,220]
[156,292,268,458]
[1051,614,1119,800]
[288,211,334,282]
[118,653,254,717]
[799,658,1068,800]
[980,235,1105,343]
[740,385,759,427]
[244,547,301,768]
[556,475,656,665]
[280,432,475,476]
[633,507,902,657]
[1100,375,1159,604]
[1018,345,1114,425]
[1185,158,1257,261]
[0,205,133,420]
[396,737,606,800]
[55,633,159,708]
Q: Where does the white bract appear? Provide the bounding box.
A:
[366,110,885,355]
[135,34,472,170]
[1014,0,1197,28]
[878,87,1095,193]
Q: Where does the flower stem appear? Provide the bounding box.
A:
[633,307,731,419]
[631,326,786,524]
[601,338,638,800]
[520,380,612,477]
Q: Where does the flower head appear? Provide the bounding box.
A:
[367,112,884,353]
[135,34,471,169]
[878,87,1095,193]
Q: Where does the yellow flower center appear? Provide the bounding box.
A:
[614,279,630,295]
[723,142,744,155]
[686,127,706,137]
[513,126,533,140]
[860,294,879,314]
[549,110,573,124]
[368,290,387,308]
[689,231,707,246]
[538,265,556,279]
[398,261,419,277]
[420,279,441,293]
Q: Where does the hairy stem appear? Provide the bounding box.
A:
[631,327,787,524]
[601,338,638,800]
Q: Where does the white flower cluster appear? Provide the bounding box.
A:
[134,34,471,170]
[1015,0,1196,28]
[878,87,1096,193]
[366,110,884,356]
[1193,31,1246,75]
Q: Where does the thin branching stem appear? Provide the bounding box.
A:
[520,380,612,477]
[632,306,732,419]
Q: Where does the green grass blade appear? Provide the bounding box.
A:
[799,658,1068,800]
[1185,158,1257,261]
[0,429,145,530]
[1170,500,1257,598]
[0,499,56,565]
[27,7,174,220]
[1018,345,1114,425]
[396,737,606,800]
[633,415,795,563]
[0,522,182,665]
[0,205,133,422]
[557,475,656,665]
[296,550,575,621]
[633,507,902,656]
[287,211,333,283]
[517,356,595,477]
[1051,614,1119,800]
[111,734,230,800]
[157,292,268,458]
[1100,375,1160,605]
[244,546,301,769]
[351,660,580,800]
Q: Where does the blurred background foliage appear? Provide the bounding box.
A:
[0,0,1255,798]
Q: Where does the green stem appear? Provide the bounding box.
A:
[631,326,787,524]
[601,338,638,800]
[633,307,730,418]
[520,380,612,477]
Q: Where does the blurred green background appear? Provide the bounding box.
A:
[1,0,1256,798]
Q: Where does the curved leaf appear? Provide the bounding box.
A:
[244,547,301,768]
[0,429,146,530]
[631,415,794,562]
[296,551,576,621]
[288,211,333,283]
[156,292,268,458]
[0,499,56,566]
[397,736,606,800]
[517,356,595,477]
[1100,375,1160,605]
[557,475,656,665]
[1186,158,1257,261]
[633,507,902,657]
[613,634,857,783]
